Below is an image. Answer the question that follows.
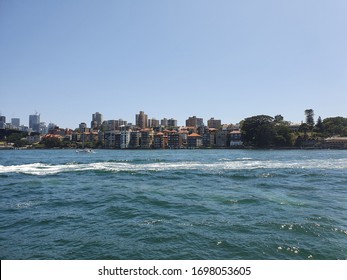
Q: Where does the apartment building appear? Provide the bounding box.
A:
[207,118,221,129]
[136,111,148,129]
[187,133,202,148]
[186,116,203,128]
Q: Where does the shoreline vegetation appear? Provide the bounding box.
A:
[1,110,347,150]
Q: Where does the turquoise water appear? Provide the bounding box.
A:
[0,149,346,259]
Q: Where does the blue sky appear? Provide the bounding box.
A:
[1,0,346,128]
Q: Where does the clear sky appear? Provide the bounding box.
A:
[1,0,346,129]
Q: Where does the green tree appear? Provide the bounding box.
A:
[305,109,315,128]
[241,115,275,147]
[273,123,293,146]
[299,123,309,139]
[274,114,284,123]
[41,137,62,148]
[322,117,347,136]
[314,116,324,133]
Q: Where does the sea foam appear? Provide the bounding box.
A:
[0,158,346,176]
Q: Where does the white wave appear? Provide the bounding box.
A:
[0,158,347,175]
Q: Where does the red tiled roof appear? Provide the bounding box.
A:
[187,133,201,137]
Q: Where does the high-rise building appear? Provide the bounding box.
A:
[11,118,20,128]
[161,118,168,127]
[91,112,103,130]
[186,116,203,128]
[207,118,221,129]
[0,115,6,129]
[79,122,87,132]
[148,118,159,128]
[29,113,40,132]
[136,111,148,129]
[168,118,177,127]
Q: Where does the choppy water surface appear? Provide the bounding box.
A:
[0,149,346,259]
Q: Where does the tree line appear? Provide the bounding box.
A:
[240,110,347,148]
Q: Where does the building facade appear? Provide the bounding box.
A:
[0,116,6,129]
[207,118,221,129]
[91,112,103,130]
[11,118,20,128]
[186,116,203,128]
[29,113,40,132]
[136,111,148,129]
[187,133,203,148]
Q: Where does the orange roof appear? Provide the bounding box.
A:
[187,133,201,137]
[43,134,62,139]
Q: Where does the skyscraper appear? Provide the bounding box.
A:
[11,118,20,128]
[168,118,178,127]
[207,118,221,129]
[0,115,6,129]
[29,113,40,132]
[136,111,148,129]
[186,116,204,127]
[91,112,103,130]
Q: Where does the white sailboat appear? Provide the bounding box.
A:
[76,129,95,153]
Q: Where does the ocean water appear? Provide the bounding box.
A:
[0,149,346,260]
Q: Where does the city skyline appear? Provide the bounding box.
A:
[0,108,336,131]
[1,1,347,129]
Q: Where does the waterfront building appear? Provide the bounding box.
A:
[29,113,40,132]
[229,130,243,146]
[179,131,189,146]
[216,130,229,147]
[167,132,182,149]
[91,112,103,130]
[140,129,153,149]
[186,116,204,128]
[207,118,221,129]
[202,129,217,147]
[136,111,148,129]
[129,131,141,149]
[153,132,166,149]
[103,131,114,148]
[323,137,347,149]
[187,133,203,148]
[120,130,131,149]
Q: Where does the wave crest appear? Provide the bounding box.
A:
[1,158,347,176]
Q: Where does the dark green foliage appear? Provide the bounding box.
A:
[241,115,275,147]
[41,137,62,148]
[305,109,315,127]
[274,114,284,123]
[273,123,293,146]
[241,115,294,147]
[314,116,323,133]
[322,117,347,136]
[1,130,29,147]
